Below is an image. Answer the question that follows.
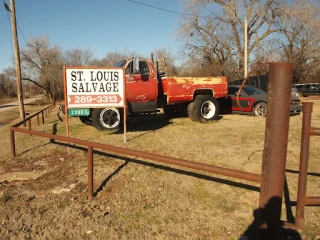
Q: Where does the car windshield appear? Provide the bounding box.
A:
[113,60,127,67]
[243,86,265,95]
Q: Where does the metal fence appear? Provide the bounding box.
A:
[295,102,320,228]
[10,108,262,201]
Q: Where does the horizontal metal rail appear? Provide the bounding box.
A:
[12,104,54,128]
[10,120,261,201]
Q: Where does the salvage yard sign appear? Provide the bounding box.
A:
[63,66,127,139]
[65,67,124,108]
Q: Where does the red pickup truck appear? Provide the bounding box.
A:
[85,57,228,130]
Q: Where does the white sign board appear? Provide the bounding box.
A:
[65,68,124,108]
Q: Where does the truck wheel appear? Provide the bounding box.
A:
[91,108,121,131]
[187,102,197,121]
[189,95,219,122]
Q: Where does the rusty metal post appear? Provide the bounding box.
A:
[295,102,313,229]
[37,114,40,126]
[88,147,93,201]
[258,63,293,239]
[10,128,16,157]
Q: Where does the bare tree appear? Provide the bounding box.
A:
[178,0,280,79]
[0,67,16,97]
[153,47,178,76]
[94,49,138,67]
[274,0,320,83]
[20,36,64,103]
[65,47,93,66]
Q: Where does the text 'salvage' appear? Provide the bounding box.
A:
[70,70,120,93]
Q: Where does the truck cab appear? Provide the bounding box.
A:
[113,58,159,114]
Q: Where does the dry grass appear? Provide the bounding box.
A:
[0,96,15,105]
[0,98,319,239]
[0,96,50,126]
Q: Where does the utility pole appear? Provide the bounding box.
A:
[9,0,26,122]
[244,17,248,78]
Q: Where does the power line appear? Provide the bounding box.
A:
[3,0,28,44]
[16,16,28,44]
[127,0,192,16]
[126,0,213,19]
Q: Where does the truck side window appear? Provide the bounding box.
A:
[125,61,133,75]
[139,61,150,75]
[125,60,150,76]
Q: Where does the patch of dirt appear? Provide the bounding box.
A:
[0,171,46,183]
[4,153,70,173]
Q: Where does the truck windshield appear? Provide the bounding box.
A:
[113,60,127,67]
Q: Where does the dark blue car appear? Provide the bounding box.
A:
[219,85,302,116]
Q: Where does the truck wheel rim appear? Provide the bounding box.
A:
[201,100,216,119]
[100,108,120,128]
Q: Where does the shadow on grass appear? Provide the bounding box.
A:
[93,161,129,197]
[78,113,173,141]
[50,123,58,143]
[240,176,302,240]
[283,176,295,224]
[240,196,302,240]
[0,104,17,109]
[117,113,173,133]
[56,111,63,122]
[286,168,320,177]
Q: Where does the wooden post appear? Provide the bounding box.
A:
[10,0,26,125]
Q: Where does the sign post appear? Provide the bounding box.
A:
[64,67,126,141]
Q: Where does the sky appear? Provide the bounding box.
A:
[0,0,183,73]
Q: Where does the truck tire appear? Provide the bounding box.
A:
[187,102,197,121]
[91,108,121,131]
[188,95,219,122]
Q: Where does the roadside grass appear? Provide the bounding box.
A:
[0,96,16,105]
[0,99,319,239]
[0,95,50,125]
[0,94,39,105]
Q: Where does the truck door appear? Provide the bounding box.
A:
[125,60,158,103]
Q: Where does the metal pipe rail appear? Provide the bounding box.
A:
[295,102,320,229]
[12,104,54,128]
[10,125,262,201]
